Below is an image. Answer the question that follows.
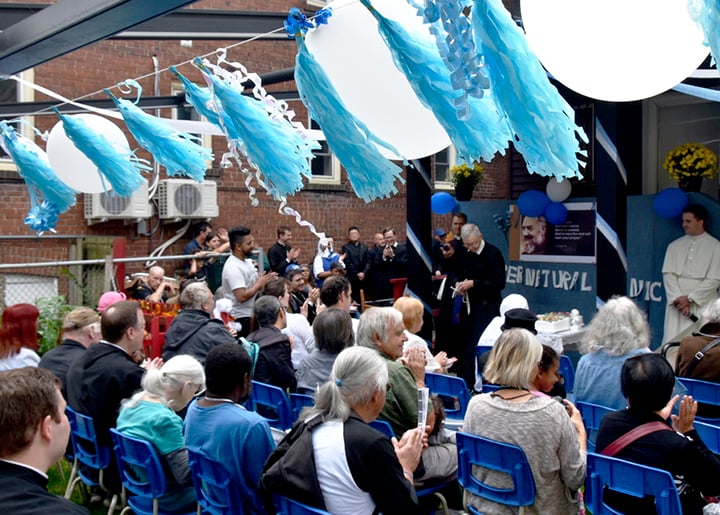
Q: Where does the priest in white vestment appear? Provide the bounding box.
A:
[662,204,720,343]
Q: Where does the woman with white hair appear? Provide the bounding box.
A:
[575,296,656,410]
[312,237,340,288]
[262,346,423,514]
[464,328,586,515]
[116,355,205,512]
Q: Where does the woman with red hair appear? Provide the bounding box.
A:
[0,303,40,371]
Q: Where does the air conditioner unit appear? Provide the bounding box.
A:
[306,0,328,7]
[84,181,151,222]
[158,179,218,219]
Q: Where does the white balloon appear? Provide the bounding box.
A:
[521,0,709,102]
[304,0,450,159]
[47,114,130,193]
[546,178,572,202]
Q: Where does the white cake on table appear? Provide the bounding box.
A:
[536,312,572,333]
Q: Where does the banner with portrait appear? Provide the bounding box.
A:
[509,202,596,264]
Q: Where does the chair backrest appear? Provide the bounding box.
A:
[249,380,293,430]
[481,383,500,393]
[559,354,575,393]
[576,401,614,453]
[676,377,720,406]
[585,452,682,515]
[368,419,395,438]
[274,495,332,515]
[695,421,720,455]
[456,432,535,507]
[425,372,470,420]
[109,428,167,500]
[289,393,315,422]
[66,406,112,471]
[187,447,246,515]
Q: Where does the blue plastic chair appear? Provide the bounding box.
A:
[576,401,614,452]
[64,406,120,511]
[289,393,315,422]
[585,452,682,515]
[481,383,500,393]
[109,429,195,515]
[425,372,470,429]
[248,380,293,430]
[274,495,331,515]
[559,354,576,394]
[187,447,246,515]
[456,432,535,514]
[676,377,720,424]
[368,419,395,438]
[695,421,720,455]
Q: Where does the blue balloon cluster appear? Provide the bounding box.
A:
[653,188,688,219]
[517,190,550,217]
[518,189,569,225]
[431,192,457,215]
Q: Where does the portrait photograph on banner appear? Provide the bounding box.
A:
[509,202,596,264]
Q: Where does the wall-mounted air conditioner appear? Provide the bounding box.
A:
[158,179,218,219]
[84,181,151,223]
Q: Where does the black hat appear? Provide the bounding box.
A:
[501,308,538,334]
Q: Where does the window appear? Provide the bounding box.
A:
[306,0,328,8]
[308,118,341,185]
[434,145,456,189]
[0,70,35,172]
[171,81,213,155]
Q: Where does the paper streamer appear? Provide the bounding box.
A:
[471,0,587,180]
[105,80,212,182]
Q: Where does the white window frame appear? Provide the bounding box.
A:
[0,69,35,172]
[307,116,341,185]
[434,145,457,191]
[306,0,328,8]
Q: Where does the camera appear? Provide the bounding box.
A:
[441,244,451,251]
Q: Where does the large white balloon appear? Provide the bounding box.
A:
[304,0,450,159]
[521,0,709,102]
[546,177,572,202]
[46,114,130,193]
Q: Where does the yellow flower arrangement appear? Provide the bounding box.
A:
[448,161,484,188]
[663,143,718,181]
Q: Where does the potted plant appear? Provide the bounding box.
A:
[663,142,718,192]
[449,161,484,201]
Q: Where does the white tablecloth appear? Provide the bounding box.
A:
[537,327,586,355]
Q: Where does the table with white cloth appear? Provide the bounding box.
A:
[537,327,586,356]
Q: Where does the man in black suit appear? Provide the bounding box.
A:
[372,227,408,301]
[453,223,506,389]
[0,367,88,514]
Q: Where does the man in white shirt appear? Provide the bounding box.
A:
[222,226,277,338]
[662,204,720,342]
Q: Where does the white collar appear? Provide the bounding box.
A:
[474,240,486,255]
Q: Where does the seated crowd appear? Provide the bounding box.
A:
[3,250,720,515]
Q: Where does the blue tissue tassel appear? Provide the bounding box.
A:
[195,59,318,199]
[0,121,76,213]
[55,111,149,197]
[105,81,212,182]
[360,0,511,164]
[688,0,720,66]
[295,38,405,202]
[471,0,586,180]
[408,0,489,120]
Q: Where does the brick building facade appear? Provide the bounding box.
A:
[0,0,515,279]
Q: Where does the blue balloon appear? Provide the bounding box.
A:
[545,202,568,225]
[653,188,688,219]
[517,190,550,217]
[431,192,456,215]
